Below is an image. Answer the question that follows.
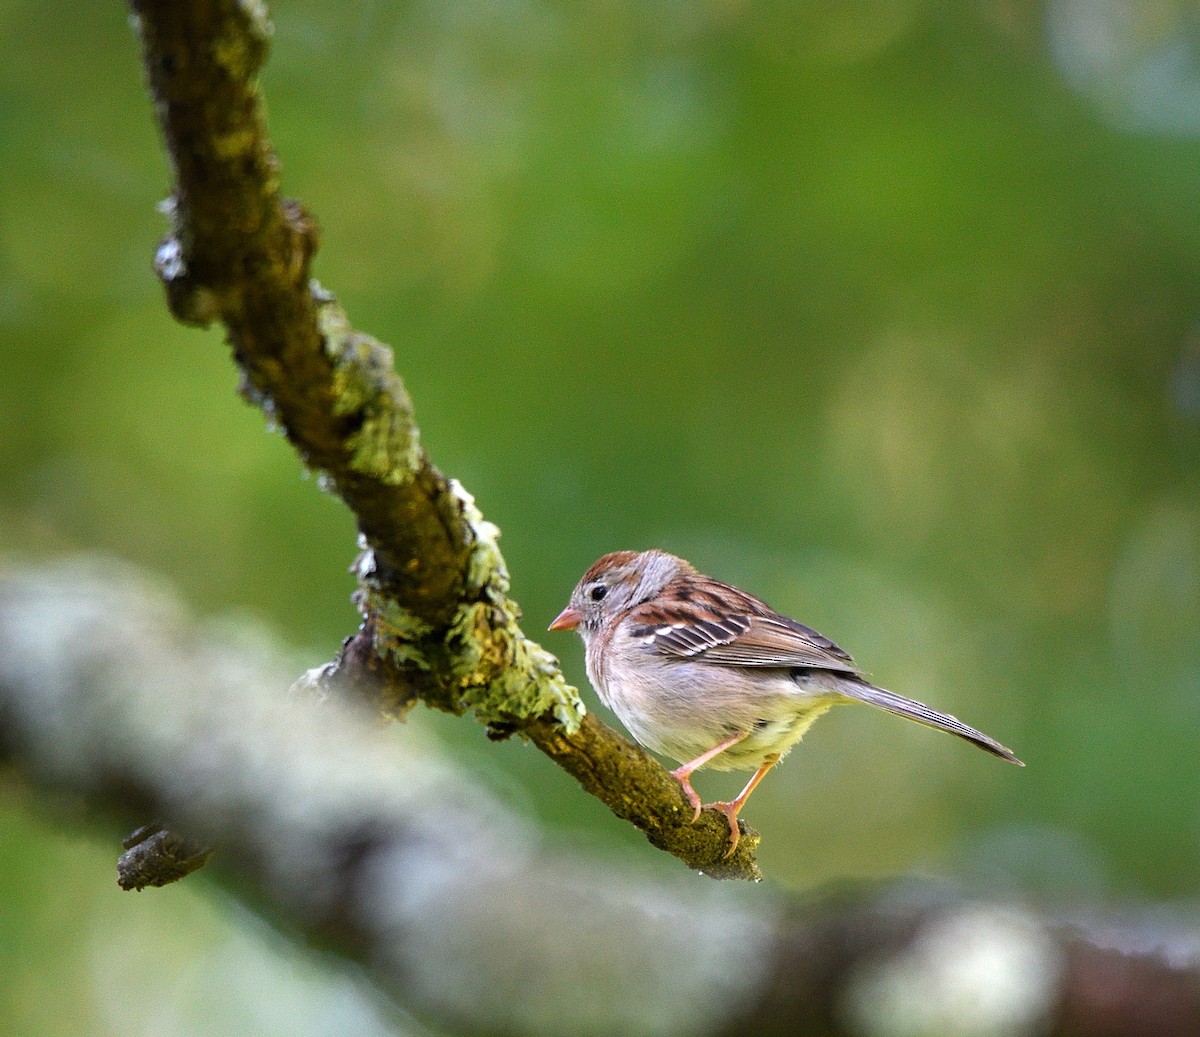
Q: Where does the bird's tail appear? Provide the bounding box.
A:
[838,679,1023,766]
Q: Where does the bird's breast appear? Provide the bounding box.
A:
[589,630,840,770]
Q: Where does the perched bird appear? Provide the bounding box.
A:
[549,549,1022,856]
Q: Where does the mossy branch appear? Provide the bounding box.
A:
[128,0,761,878]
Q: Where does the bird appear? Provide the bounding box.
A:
[549,549,1022,857]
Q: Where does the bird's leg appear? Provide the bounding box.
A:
[669,730,750,822]
[707,753,780,858]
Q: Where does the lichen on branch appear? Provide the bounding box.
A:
[353,478,584,733]
[317,292,423,487]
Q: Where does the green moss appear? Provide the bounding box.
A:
[342,398,583,731]
[214,1,272,76]
[443,596,584,731]
[354,547,433,671]
[448,480,506,595]
[442,480,585,731]
[316,289,422,485]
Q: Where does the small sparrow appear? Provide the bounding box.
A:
[550,549,1022,856]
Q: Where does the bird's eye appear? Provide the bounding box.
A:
[588,584,608,603]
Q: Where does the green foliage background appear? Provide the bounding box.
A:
[2,1,1199,1034]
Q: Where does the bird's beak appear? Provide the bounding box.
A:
[548,605,581,631]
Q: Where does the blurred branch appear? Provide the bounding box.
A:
[126,0,760,877]
[118,823,213,890]
[2,560,1198,1037]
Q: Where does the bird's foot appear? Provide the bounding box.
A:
[668,767,704,823]
[702,800,744,858]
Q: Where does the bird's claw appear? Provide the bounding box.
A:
[705,800,743,858]
[670,771,743,857]
[671,767,751,856]
[669,767,704,823]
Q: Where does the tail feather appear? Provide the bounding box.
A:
[840,680,1023,766]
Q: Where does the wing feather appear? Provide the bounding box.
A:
[627,578,860,674]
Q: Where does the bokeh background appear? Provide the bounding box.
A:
[3,1,1200,1034]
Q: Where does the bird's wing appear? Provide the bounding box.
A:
[626,582,860,674]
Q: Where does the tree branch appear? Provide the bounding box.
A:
[126,0,762,877]
[3,560,1197,1037]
